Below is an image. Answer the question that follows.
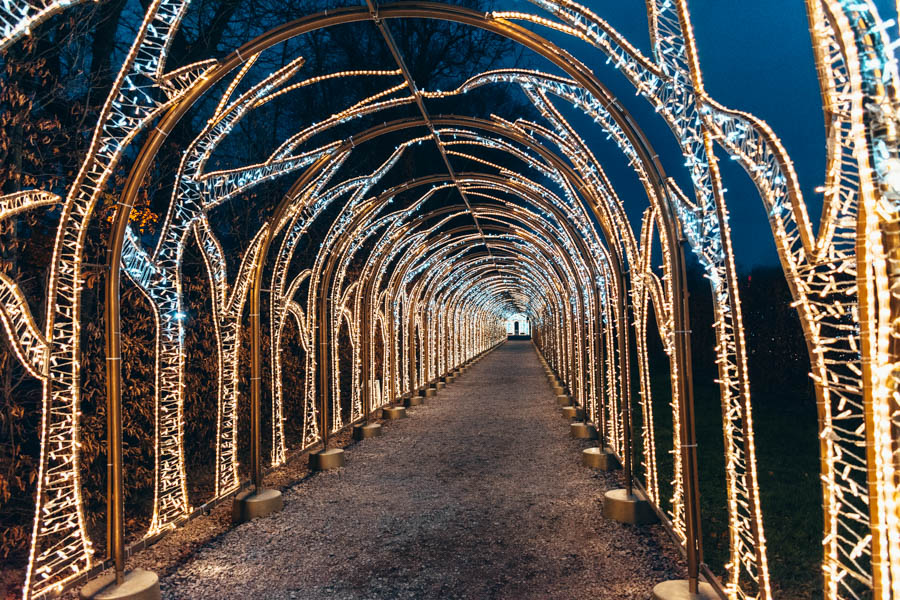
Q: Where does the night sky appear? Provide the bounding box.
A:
[502,0,898,268]
[688,0,897,266]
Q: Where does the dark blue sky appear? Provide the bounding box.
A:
[688,0,896,267]
[503,0,898,268]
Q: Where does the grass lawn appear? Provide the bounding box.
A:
[632,368,823,598]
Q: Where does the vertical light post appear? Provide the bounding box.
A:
[236,153,335,513]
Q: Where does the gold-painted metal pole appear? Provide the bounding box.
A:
[104,265,125,585]
[673,233,703,594]
[105,102,179,586]
[618,266,634,498]
[249,267,263,489]
[318,282,330,450]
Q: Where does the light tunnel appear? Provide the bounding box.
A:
[2,1,900,599]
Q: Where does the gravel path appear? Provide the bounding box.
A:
[161,340,682,599]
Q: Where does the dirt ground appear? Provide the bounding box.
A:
[112,341,684,599]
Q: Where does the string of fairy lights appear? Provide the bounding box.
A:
[0,197,57,382]
[0,0,898,598]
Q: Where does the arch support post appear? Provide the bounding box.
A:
[651,235,710,599]
[82,291,161,598]
[602,264,655,527]
[85,121,165,600]
[233,227,284,521]
[584,281,618,472]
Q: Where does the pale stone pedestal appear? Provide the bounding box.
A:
[353,423,382,440]
[570,422,598,439]
[80,570,160,600]
[310,448,345,471]
[602,489,657,525]
[232,488,283,523]
[582,447,620,471]
[652,580,717,600]
[382,406,407,420]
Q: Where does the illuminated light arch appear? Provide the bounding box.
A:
[363,198,607,437]
[288,109,676,524]
[3,1,898,598]
[325,177,603,411]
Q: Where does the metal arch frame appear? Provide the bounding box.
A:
[401,224,584,370]
[276,162,592,421]
[306,165,598,438]
[257,113,647,461]
[378,202,592,404]
[28,1,698,589]
[2,0,895,597]
[258,109,615,452]
[336,180,598,389]
[106,11,699,587]
[363,201,611,466]
[326,114,680,531]
[396,188,604,417]
[255,101,704,588]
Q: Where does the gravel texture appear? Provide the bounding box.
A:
[159,340,683,599]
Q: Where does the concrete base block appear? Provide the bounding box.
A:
[232,488,283,523]
[552,385,565,395]
[602,488,657,525]
[570,422,598,439]
[353,423,383,440]
[309,448,345,471]
[405,395,423,407]
[561,406,584,419]
[425,387,437,397]
[652,580,718,600]
[582,447,620,470]
[382,406,407,420]
[80,569,160,600]
[557,394,572,406]
[436,381,446,389]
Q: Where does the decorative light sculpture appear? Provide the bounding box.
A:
[1,1,897,598]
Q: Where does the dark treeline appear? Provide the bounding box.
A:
[684,258,814,400]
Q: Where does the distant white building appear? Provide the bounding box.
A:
[506,313,530,337]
